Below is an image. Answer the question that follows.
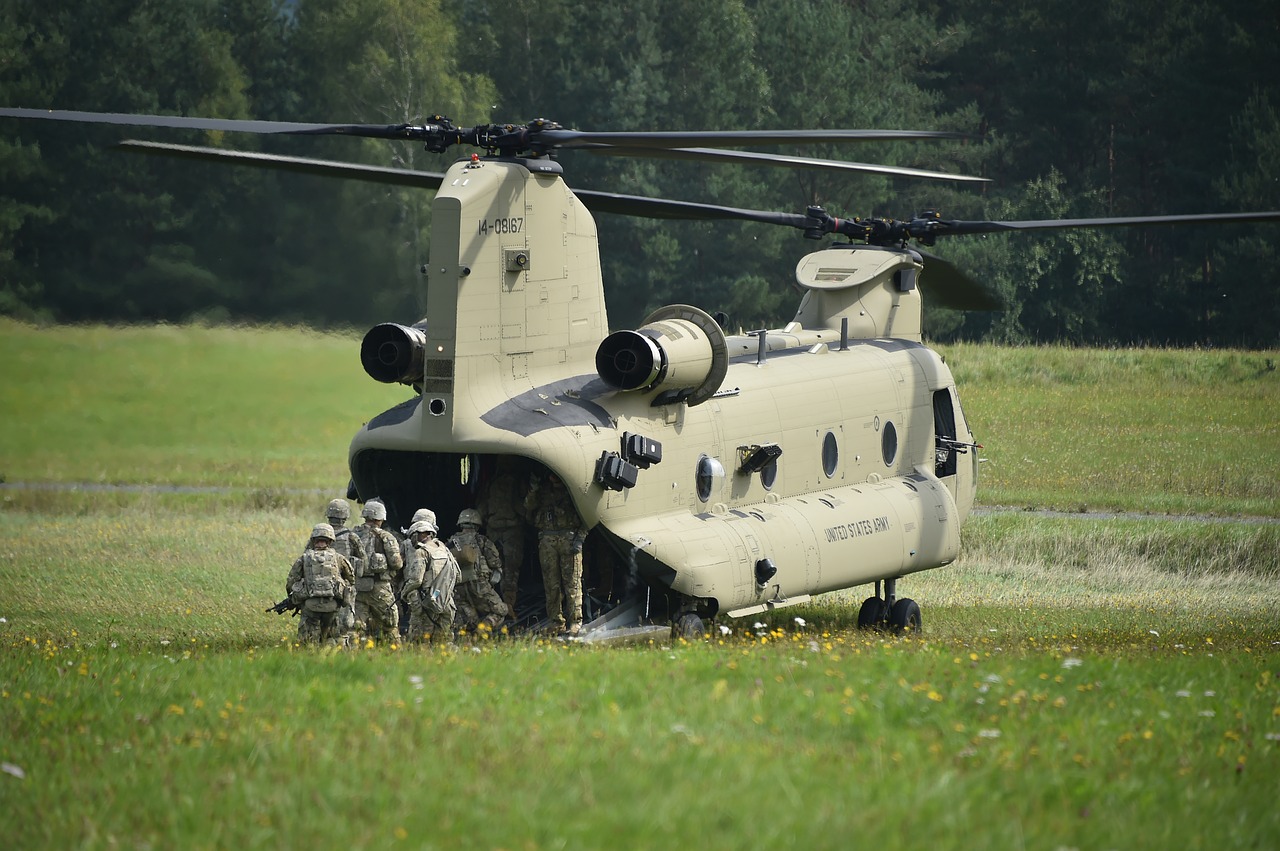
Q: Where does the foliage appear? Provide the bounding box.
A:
[0,0,1276,343]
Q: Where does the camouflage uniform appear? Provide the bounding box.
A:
[325,499,366,640]
[402,519,460,645]
[448,509,508,633]
[523,474,588,634]
[399,508,438,635]
[353,500,404,641]
[478,461,527,613]
[286,524,357,645]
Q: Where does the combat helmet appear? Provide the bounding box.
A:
[457,508,482,527]
[408,518,437,537]
[411,508,437,527]
[310,523,336,541]
[326,498,351,521]
[361,499,387,521]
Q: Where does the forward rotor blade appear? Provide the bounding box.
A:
[913,248,1003,311]
[118,141,447,190]
[586,146,988,182]
[119,139,816,226]
[0,107,421,139]
[573,189,811,225]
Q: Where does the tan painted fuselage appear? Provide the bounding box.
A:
[349,158,978,620]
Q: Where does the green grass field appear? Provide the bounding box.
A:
[2,321,1278,850]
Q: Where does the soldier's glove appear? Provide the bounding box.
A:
[489,569,502,587]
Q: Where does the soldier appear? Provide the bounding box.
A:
[401,514,460,645]
[447,508,508,634]
[324,498,366,639]
[285,523,356,645]
[523,472,589,635]
[398,507,437,635]
[477,457,528,615]
[353,498,403,641]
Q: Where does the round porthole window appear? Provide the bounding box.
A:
[696,455,725,502]
[822,431,838,478]
[882,421,898,466]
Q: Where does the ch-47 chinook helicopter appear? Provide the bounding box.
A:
[4,107,1279,639]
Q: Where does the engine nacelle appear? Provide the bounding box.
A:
[595,304,728,407]
[361,322,427,385]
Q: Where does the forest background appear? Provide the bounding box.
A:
[1,0,1276,346]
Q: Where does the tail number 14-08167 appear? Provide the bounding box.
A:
[477,217,524,236]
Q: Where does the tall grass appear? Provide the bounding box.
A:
[2,322,1277,516]
[2,325,1278,849]
[0,319,407,489]
[940,343,1280,516]
[1,503,1278,849]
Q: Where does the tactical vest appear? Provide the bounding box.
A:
[301,549,344,612]
[535,485,581,532]
[355,525,389,577]
[448,530,483,582]
[333,527,363,578]
[482,473,523,528]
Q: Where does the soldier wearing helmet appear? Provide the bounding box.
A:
[477,457,529,614]
[524,472,589,636]
[447,508,508,635]
[323,498,366,639]
[395,508,440,635]
[401,514,459,645]
[285,523,356,645]
[352,498,403,641]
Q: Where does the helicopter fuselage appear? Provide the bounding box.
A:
[349,157,978,622]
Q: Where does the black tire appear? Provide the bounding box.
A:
[888,598,922,635]
[672,612,706,639]
[857,596,886,630]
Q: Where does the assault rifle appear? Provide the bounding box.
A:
[266,597,300,617]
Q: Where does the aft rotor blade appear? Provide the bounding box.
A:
[118,141,447,190]
[587,146,988,182]
[913,248,1003,311]
[539,128,966,149]
[930,211,1280,237]
[0,107,425,140]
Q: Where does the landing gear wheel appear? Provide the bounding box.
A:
[888,598,922,635]
[672,612,706,640]
[857,596,888,630]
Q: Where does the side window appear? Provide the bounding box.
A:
[822,431,838,478]
[761,458,778,490]
[881,421,898,467]
[696,455,725,503]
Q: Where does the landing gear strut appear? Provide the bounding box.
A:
[857,578,921,635]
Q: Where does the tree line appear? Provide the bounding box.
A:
[1,0,1276,346]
